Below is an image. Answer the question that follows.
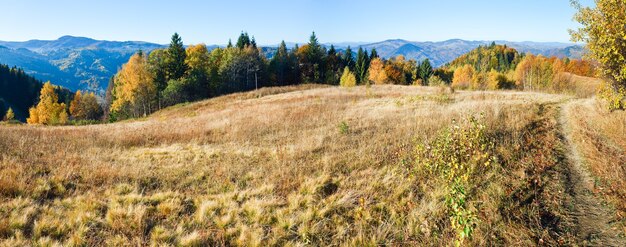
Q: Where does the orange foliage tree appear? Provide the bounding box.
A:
[27,82,68,125]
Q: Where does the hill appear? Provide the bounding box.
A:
[0,64,73,121]
[1,85,623,245]
[446,43,522,72]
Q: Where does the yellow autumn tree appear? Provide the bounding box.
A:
[185,44,210,72]
[27,81,68,125]
[4,107,14,121]
[340,67,356,87]
[514,55,554,91]
[571,0,626,109]
[112,52,156,117]
[70,90,103,120]
[452,64,475,89]
[368,58,387,84]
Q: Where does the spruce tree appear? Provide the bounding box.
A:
[251,36,257,49]
[417,59,433,85]
[370,48,379,60]
[355,47,369,84]
[270,41,290,85]
[166,33,188,81]
[343,46,354,71]
[236,32,251,49]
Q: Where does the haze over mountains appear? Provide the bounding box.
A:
[0,36,584,92]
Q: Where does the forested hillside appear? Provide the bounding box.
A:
[0,64,72,121]
[437,43,597,92]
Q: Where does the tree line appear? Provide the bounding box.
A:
[104,32,440,121]
[8,30,608,125]
[440,43,597,92]
[0,64,72,121]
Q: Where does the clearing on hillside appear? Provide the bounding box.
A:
[0,85,624,246]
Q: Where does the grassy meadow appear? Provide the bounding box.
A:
[1,84,624,246]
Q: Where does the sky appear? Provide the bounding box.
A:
[1,0,596,45]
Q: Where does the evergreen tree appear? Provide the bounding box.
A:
[370,48,379,60]
[343,46,354,71]
[251,36,257,49]
[417,59,433,85]
[236,32,251,49]
[324,45,341,84]
[269,41,292,86]
[227,39,233,48]
[355,47,370,84]
[165,33,188,81]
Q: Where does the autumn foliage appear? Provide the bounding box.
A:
[112,52,156,118]
[368,58,387,84]
[69,90,103,121]
[27,82,68,125]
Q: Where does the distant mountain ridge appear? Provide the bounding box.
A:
[0,36,164,92]
[0,36,585,92]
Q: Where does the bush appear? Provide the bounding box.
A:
[428,75,447,87]
[338,121,349,134]
[414,114,496,245]
[486,71,515,90]
[163,79,190,107]
[599,84,626,111]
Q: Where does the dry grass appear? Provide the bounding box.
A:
[561,72,603,98]
[563,98,626,233]
[0,84,598,245]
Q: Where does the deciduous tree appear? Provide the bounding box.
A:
[452,64,475,89]
[112,52,156,117]
[70,90,103,120]
[27,82,68,125]
[4,107,14,121]
[368,58,387,84]
[340,67,356,87]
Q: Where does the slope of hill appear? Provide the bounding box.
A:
[1,85,623,245]
[0,64,73,121]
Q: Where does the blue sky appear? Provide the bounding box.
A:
[2,0,595,45]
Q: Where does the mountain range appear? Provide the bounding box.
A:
[0,36,585,93]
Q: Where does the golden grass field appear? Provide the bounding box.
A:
[0,84,624,246]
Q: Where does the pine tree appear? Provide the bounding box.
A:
[370,48,379,60]
[166,33,188,81]
[343,46,354,71]
[355,47,370,84]
[236,32,251,49]
[251,36,257,49]
[417,59,433,85]
[324,45,341,84]
[227,39,233,48]
[269,41,292,86]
